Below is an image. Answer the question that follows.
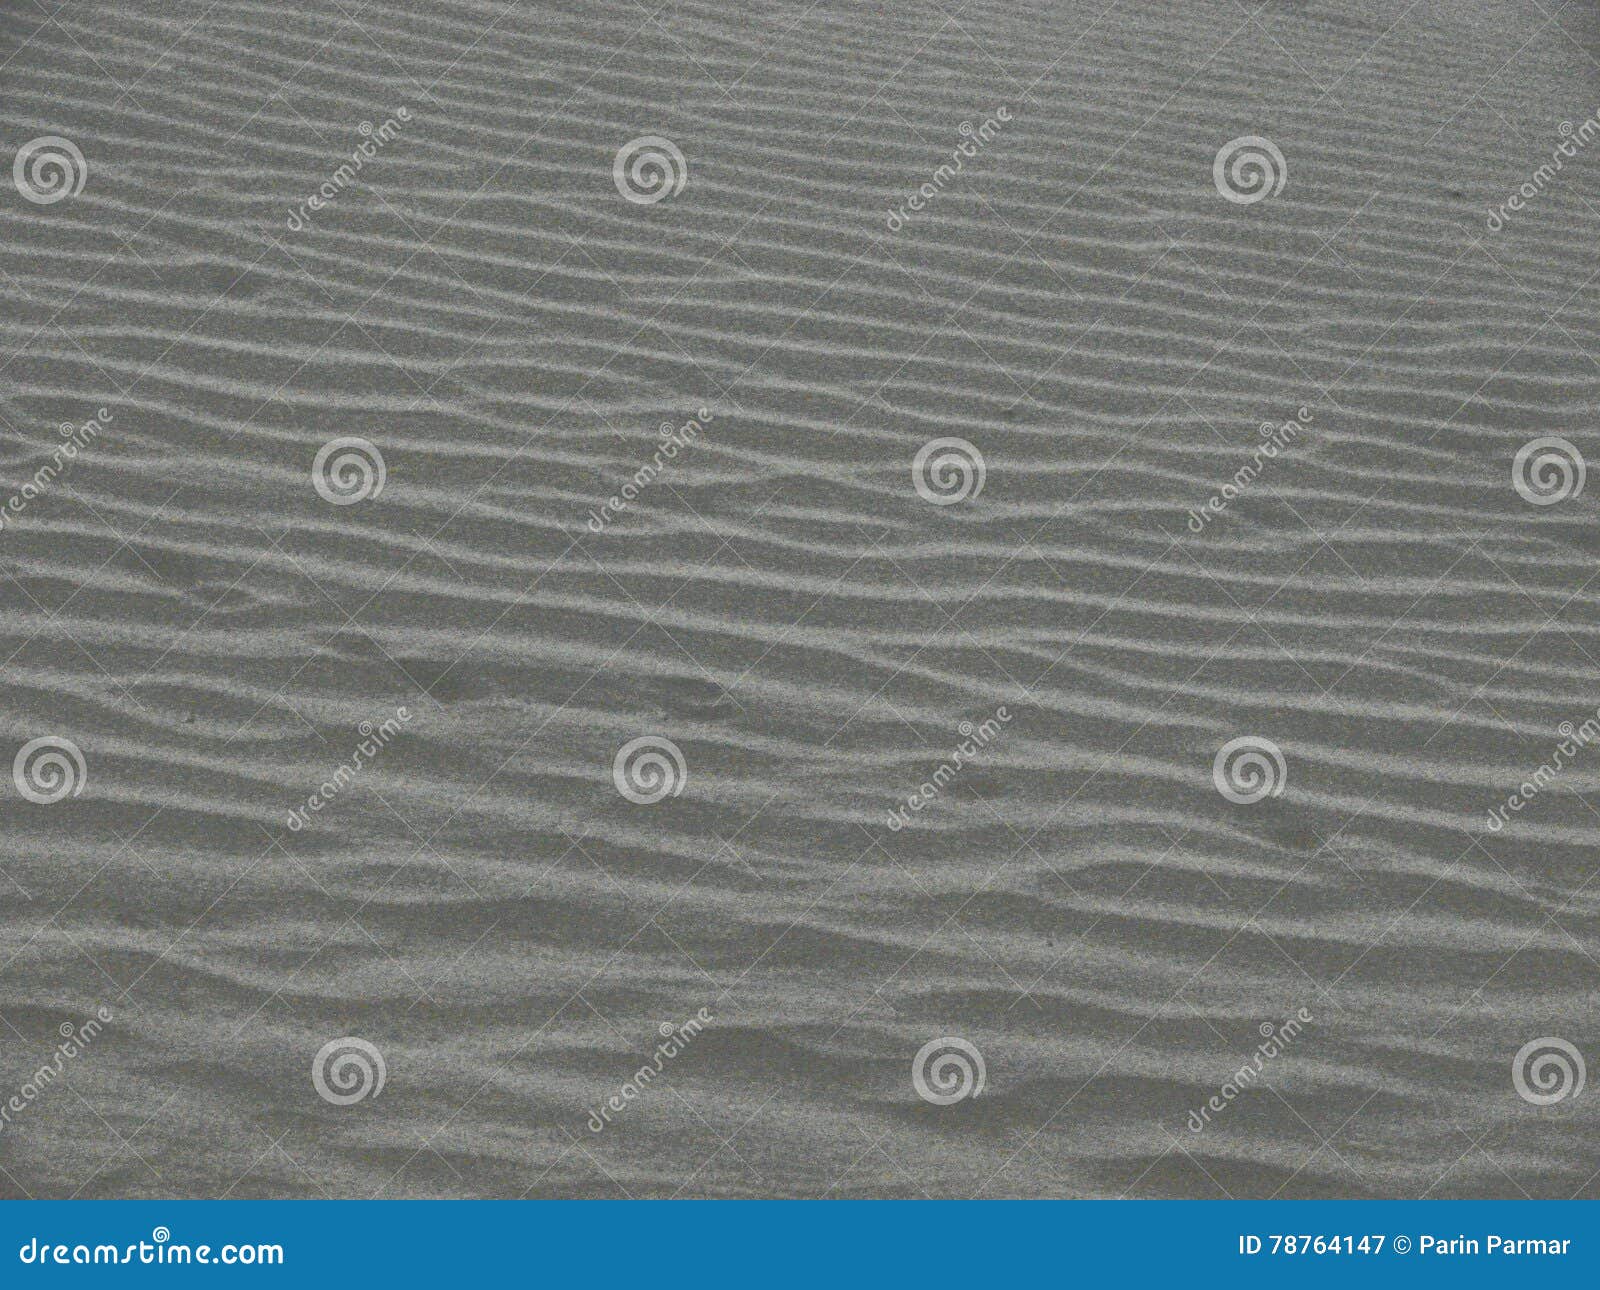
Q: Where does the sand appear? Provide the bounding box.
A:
[0,0,1597,1197]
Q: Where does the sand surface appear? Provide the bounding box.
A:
[1,0,1599,1197]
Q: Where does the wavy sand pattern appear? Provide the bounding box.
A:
[1,0,1598,1198]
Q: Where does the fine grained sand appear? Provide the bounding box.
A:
[1,0,1598,1198]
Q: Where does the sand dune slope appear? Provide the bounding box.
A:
[0,0,1598,1197]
